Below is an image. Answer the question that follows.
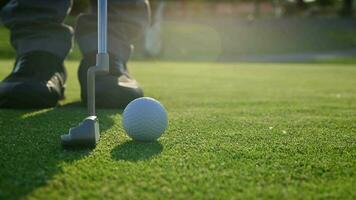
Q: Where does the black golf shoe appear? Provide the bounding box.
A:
[78,53,143,109]
[0,51,66,108]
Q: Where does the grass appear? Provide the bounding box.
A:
[0,59,355,199]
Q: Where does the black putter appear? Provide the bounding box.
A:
[61,0,109,149]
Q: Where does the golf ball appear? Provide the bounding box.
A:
[123,97,168,141]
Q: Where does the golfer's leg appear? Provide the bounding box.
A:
[76,0,150,62]
[75,0,150,109]
[1,0,73,59]
[0,0,72,108]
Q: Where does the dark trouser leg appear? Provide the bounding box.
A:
[0,0,71,108]
[0,0,73,59]
[76,0,150,109]
[75,0,150,62]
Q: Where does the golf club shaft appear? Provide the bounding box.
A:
[88,0,109,116]
[88,67,96,116]
[98,0,107,54]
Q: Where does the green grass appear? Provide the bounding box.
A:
[0,60,355,199]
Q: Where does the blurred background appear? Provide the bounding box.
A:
[1,0,355,62]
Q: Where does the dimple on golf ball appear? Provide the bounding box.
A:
[123,97,168,141]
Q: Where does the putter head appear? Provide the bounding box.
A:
[61,116,100,149]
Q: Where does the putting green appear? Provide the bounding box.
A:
[0,60,355,199]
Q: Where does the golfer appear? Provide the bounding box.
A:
[0,0,150,108]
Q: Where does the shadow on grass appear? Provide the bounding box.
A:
[111,141,163,162]
[0,101,116,200]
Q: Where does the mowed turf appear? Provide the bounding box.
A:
[0,60,355,200]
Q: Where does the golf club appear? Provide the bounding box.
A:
[61,0,109,149]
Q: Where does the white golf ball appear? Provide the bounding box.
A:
[123,97,168,141]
